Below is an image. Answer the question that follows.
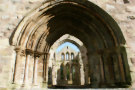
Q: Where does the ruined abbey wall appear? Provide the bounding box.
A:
[0,0,135,88]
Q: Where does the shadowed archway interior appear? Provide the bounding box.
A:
[10,0,131,88]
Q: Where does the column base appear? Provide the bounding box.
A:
[31,83,39,89]
[11,83,20,89]
[21,83,30,88]
[68,80,73,84]
[42,82,48,88]
[32,82,38,86]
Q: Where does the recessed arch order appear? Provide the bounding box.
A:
[10,0,131,88]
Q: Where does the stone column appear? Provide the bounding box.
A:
[23,50,30,85]
[69,65,72,82]
[102,53,110,85]
[117,51,126,83]
[112,53,121,83]
[43,54,46,82]
[63,64,67,83]
[69,53,70,60]
[84,66,89,84]
[52,64,56,85]
[78,53,85,85]
[102,53,116,86]
[70,73,72,83]
[99,55,105,84]
[80,64,85,85]
[88,53,101,88]
[46,53,50,83]
[33,54,39,85]
[43,53,50,87]
[13,47,20,84]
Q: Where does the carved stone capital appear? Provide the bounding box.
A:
[25,49,33,55]
[14,47,21,53]
[20,50,26,56]
[34,51,41,57]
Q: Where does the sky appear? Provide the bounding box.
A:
[56,42,79,53]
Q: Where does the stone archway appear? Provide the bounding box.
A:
[49,34,88,85]
[10,0,131,88]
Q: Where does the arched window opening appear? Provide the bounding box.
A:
[54,53,56,60]
[61,53,65,60]
[72,66,76,80]
[71,53,74,60]
[60,65,64,80]
[66,64,70,80]
[66,52,69,60]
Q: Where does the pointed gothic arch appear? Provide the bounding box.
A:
[10,0,131,88]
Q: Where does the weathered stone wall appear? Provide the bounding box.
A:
[0,0,135,88]
[0,39,15,88]
[0,0,45,88]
